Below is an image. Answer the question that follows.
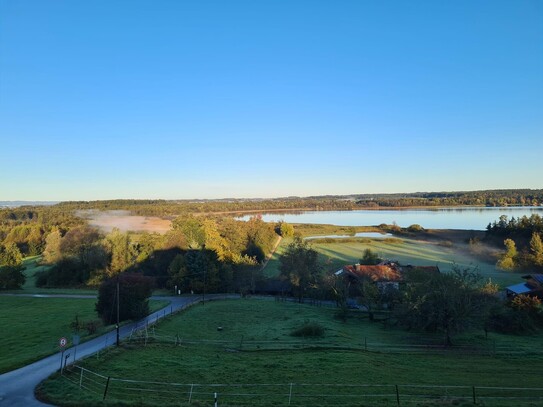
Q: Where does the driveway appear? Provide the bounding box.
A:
[0,295,202,406]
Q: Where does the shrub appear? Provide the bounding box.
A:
[360,248,381,265]
[86,320,102,335]
[0,265,26,290]
[290,322,325,337]
[487,305,539,334]
[407,224,424,232]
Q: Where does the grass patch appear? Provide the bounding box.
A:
[0,296,169,374]
[37,299,543,406]
[290,321,325,337]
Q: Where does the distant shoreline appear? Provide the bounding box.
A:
[206,204,543,217]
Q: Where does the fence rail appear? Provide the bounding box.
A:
[61,365,543,406]
[125,326,542,356]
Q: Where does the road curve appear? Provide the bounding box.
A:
[0,295,203,407]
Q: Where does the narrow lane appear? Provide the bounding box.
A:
[0,295,202,406]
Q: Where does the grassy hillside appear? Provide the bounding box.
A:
[37,299,543,406]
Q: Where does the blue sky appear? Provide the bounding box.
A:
[1,0,542,200]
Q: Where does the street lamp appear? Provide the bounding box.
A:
[202,244,206,305]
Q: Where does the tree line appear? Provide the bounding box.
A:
[31,215,278,290]
[485,214,543,270]
[3,188,537,218]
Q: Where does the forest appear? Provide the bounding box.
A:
[12,188,540,217]
[0,205,279,293]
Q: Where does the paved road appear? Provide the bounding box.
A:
[0,295,203,406]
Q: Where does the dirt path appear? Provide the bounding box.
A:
[260,235,282,271]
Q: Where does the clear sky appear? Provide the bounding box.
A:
[1,0,542,201]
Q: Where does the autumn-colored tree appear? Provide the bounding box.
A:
[42,228,62,264]
[0,242,25,290]
[496,238,518,270]
[529,232,543,266]
[106,228,136,275]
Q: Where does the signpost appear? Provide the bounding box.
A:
[59,337,67,373]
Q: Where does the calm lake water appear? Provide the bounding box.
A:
[238,207,543,230]
[305,232,393,240]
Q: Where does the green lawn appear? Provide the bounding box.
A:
[0,296,169,374]
[264,236,519,287]
[37,299,543,406]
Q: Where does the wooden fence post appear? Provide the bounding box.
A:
[103,377,111,400]
[288,383,293,405]
[472,386,477,404]
[395,385,400,406]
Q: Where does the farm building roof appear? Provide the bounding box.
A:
[506,283,534,295]
[522,274,543,285]
[342,264,402,282]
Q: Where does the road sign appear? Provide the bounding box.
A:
[59,337,67,348]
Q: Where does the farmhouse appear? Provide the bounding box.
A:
[335,261,439,292]
[505,274,543,299]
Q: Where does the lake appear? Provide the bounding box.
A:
[305,232,393,240]
[238,207,543,230]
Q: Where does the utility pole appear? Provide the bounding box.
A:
[203,262,207,305]
[202,245,206,305]
[116,279,120,347]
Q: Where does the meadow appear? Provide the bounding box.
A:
[37,299,543,406]
[264,227,518,287]
[0,296,169,374]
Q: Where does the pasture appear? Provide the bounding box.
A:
[37,299,543,406]
[0,296,169,374]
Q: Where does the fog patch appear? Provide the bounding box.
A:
[76,210,171,234]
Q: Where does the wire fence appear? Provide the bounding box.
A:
[61,365,543,406]
[124,323,542,356]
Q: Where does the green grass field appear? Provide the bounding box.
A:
[264,235,519,287]
[37,299,543,406]
[0,296,169,374]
